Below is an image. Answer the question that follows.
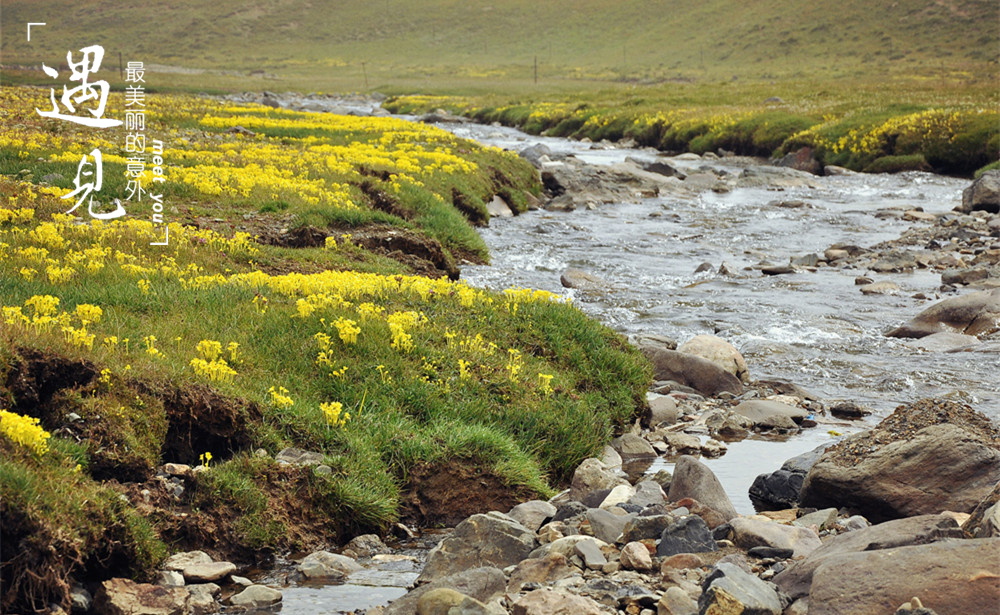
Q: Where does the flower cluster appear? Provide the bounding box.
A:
[0,409,51,455]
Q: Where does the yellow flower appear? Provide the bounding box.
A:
[0,409,50,455]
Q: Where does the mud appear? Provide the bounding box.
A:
[400,461,535,528]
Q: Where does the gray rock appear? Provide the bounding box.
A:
[808,539,1000,615]
[69,586,92,613]
[963,482,1000,538]
[574,539,607,570]
[163,551,212,571]
[510,588,604,615]
[793,508,838,530]
[181,562,236,583]
[627,481,667,509]
[155,570,185,587]
[187,583,220,614]
[344,534,392,558]
[416,588,490,615]
[297,551,363,580]
[733,400,807,431]
[586,507,631,544]
[486,195,513,219]
[385,567,506,615]
[667,456,739,521]
[518,144,553,167]
[508,500,557,532]
[729,517,822,558]
[647,395,678,427]
[657,515,718,557]
[626,157,687,179]
[886,289,1000,338]
[699,562,783,615]
[600,444,623,468]
[275,447,325,466]
[622,514,675,542]
[775,146,821,175]
[910,331,981,352]
[553,500,588,522]
[619,542,654,571]
[942,267,990,286]
[657,586,698,615]
[417,514,536,582]
[958,170,1000,213]
[859,281,901,295]
[639,347,744,397]
[229,585,282,608]
[611,433,656,459]
[749,443,832,510]
[506,554,575,592]
[662,432,702,454]
[677,335,750,383]
[569,458,629,500]
[94,579,189,615]
[560,268,607,291]
[773,514,965,600]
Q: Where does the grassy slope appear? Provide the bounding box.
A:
[2,0,996,90]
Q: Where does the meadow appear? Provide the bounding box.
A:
[0,87,648,612]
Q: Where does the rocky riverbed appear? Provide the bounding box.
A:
[74,95,1000,615]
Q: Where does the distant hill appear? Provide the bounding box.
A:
[2,0,997,89]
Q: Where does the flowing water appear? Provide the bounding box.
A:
[271,103,999,614]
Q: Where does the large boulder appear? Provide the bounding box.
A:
[507,501,557,532]
[667,456,739,521]
[560,268,607,291]
[417,513,537,582]
[569,458,628,500]
[749,444,830,510]
[511,588,604,615]
[640,347,744,397]
[958,170,1000,213]
[800,399,1000,522]
[773,514,966,600]
[729,517,822,558]
[677,335,751,383]
[94,579,189,615]
[656,515,719,557]
[699,563,783,615]
[886,289,1000,338]
[385,567,506,615]
[807,538,1000,615]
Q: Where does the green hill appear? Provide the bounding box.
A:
[2,0,996,91]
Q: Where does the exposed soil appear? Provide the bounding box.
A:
[3,347,98,424]
[451,188,488,227]
[400,460,536,527]
[351,225,460,280]
[822,398,1000,467]
[359,180,415,221]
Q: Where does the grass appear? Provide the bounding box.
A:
[0,173,649,610]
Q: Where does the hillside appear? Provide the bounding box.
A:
[2,0,996,91]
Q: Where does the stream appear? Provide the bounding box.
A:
[234,95,999,614]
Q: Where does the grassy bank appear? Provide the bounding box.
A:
[0,88,650,612]
[385,80,1000,176]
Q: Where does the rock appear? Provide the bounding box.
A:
[761,265,796,275]
[667,456,739,521]
[519,144,552,167]
[570,458,629,500]
[155,571,184,587]
[180,562,236,583]
[622,514,675,542]
[486,195,513,219]
[229,585,282,608]
[648,395,678,427]
[611,433,657,459]
[729,517,822,558]
[574,539,607,570]
[275,447,325,466]
[677,498,729,529]
[620,542,654,570]
[508,500,557,532]
[586,507,631,543]
[824,248,850,261]
[162,463,193,478]
[230,576,252,587]
[417,514,536,582]
[600,444,623,468]
[747,546,794,559]
[162,551,212,572]
[775,146,821,175]
[773,514,965,600]
[699,563,783,615]
[94,579,189,615]
[738,165,820,189]
[749,444,830,510]
[656,515,719,556]
[800,399,1000,522]
[627,157,687,179]
[599,484,636,508]
[417,588,490,615]
[657,586,698,615]
[807,539,1000,615]
[958,170,1000,214]
[559,267,607,291]
[886,289,1000,338]
[963,482,1000,538]
[941,267,990,286]
[507,553,576,592]
[70,586,93,613]
[639,347,744,397]
[828,402,870,420]
[186,584,220,614]
[297,551,363,580]
[628,481,668,509]
[676,335,750,383]
[384,567,506,615]
[791,253,820,267]
[541,535,610,560]
[793,508,838,530]
[719,261,740,276]
[909,331,981,352]
[660,552,706,572]
[700,439,727,458]
[344,534,392,558]
[733,400,807,431]
[860,281,901,295]
[661,431,702,454]
[553,500,588,522]
[511,589,604,615]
